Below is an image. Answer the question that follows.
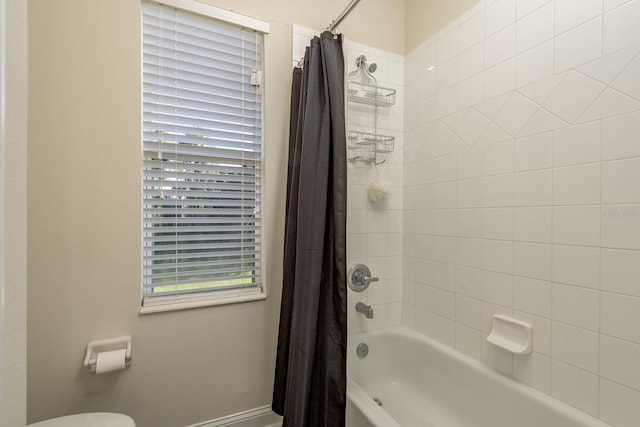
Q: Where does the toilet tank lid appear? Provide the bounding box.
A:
[28,412,135,427]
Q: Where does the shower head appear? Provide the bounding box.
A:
[355,55,377,74]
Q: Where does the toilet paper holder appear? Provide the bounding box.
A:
[84,335,132,373]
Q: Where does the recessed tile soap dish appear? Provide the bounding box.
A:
[486,315,533,355]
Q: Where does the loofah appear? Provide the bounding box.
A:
[367,180,392,203]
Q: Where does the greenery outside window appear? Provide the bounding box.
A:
[141,0,267,312]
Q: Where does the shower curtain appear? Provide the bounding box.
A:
[272,31,348,427]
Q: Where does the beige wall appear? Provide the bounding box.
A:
[2,0,28,425]
[27,1,404,426]
[405,0,482,52]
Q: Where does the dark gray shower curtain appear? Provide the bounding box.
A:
[272,31,348,427]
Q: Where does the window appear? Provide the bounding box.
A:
[141,0,268,312]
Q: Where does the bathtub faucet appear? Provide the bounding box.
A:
[356,302,374,319]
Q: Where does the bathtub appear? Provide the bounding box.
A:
[346,326,612,427]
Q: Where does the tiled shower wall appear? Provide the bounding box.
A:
[403,0,640,425]
[292,26,405,334]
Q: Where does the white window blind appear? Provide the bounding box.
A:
[142,1,264,308]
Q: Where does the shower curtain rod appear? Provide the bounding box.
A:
[327,0,362,32]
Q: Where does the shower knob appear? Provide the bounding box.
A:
[348,263,379,292]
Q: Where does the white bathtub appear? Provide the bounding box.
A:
[346,326,612,427]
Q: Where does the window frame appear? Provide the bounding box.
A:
[139,0,269,314]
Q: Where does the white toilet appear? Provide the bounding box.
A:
[29,412,135,427]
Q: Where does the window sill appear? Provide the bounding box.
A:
[139,291,266,314]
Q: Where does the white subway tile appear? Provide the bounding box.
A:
[515,39,554,88]
[515,311,552,354]
[602,158,640,204]
[555,0,602,35]
[516,2,554,53]
[484,58,516,99]
[436,85,459,118]
[485,24,516,69]
[554,17,603,73]
[553,121,602,167]
[434,261,456,291]
[458,148,484,179]
[552,244,600,289]
[514,132,553,172]
[483,269,515,303]
[485,0,517,36]
[552,163,601,205]
[458,74,485,110]
[456,323,483,360]
[513,352,551,393]
[456,294,483,329]
[552,321,599,373]
[459,42,484,81]
[514,206,552,242]
[603,0,640,54]
[436,57,458,91]
[516,0,551,19]
[514,276,552,317]
[603,111,640,160]
[600,334,640,391]
[483,173,515,207]
[601,248,640,297]
[458,178,484,208]
[483,207,515,240]
[414,307,433,336]
[436,153,458,182]
[551,360,599,416]
[601,291,640,343]
[514,169,552,206]
[457,265,483,299]
[552,283,600,331]
[604,0,633,11]
[434,209,457,236]
[457,208,483,238]
[600,379,640,427]
[434,288,456,319]
[457,237,482,268]
[434,236,457,263]
[437,29,459,65]
[459,12,485,52]
[433,314,456,346]
[601,204,640,250]
[483,140,515,176]
[514,242,552,280]
[435,181,457,209]
[552,205,601,247]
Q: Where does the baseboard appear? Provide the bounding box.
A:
[187,405,282,427]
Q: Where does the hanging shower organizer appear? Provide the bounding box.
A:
[347,55,396,165]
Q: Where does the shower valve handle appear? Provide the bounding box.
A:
[348,264,378,292]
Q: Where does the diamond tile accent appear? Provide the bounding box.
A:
[517,72,568,105]
[578,88,640,122]
[456,108,491,147]
[611,53,640,101]
[476,122,512,146]
[519,108,569,137]
[442,109,470,132]
[475,93,510,119]
[493,92,539,136]
[577,43,640,84]
[543,71,606,123]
